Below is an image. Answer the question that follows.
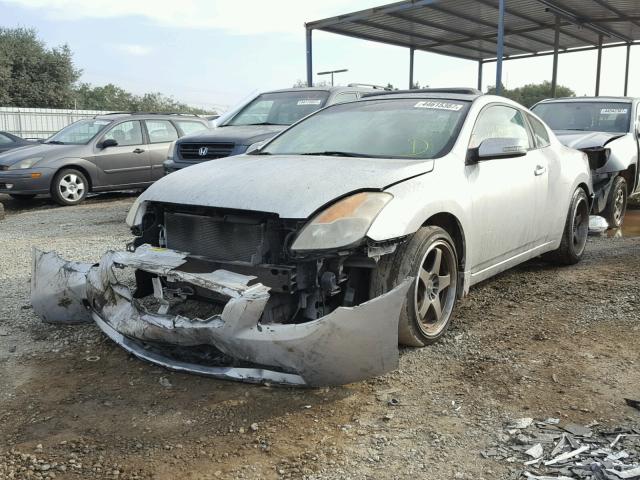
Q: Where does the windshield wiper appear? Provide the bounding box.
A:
[45,140,65,144]
[249,150,271,155]
[300,151,373,158]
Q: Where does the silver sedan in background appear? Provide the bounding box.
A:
[32,89,592,386]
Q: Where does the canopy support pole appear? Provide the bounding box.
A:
[595,34,603,96]
[624,43,631,96]
[477,60,483,91]
[306,28,313,87]
[409,47,415,89]
[551,15,560,97]
[495,0,505,95]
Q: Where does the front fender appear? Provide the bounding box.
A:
[42,157,99,185]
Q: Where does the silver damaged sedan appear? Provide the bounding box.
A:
[31,90,593,386]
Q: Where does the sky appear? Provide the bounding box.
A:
[1,0,638,113]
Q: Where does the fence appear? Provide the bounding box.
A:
[0,107,113,139]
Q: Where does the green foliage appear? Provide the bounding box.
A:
[0,27,81,108]
[74,83,210,114]
[486,81,575,108]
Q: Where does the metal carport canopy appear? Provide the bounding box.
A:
[305,0,640,96]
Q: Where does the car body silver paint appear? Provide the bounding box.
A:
[31,246,412,387]
[135,154,434,219]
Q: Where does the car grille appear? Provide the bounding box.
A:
[164,211,264,263]
[178,143,235,160]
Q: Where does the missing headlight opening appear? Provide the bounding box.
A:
[32,200,411,387]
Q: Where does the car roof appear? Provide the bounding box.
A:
[360,88,483,102]
[92,112,207,121]
[262,85,390,95]
[536,96,636,104]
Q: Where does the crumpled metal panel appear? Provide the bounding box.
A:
[31,245,412,387]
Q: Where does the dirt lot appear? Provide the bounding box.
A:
[1,193,639,480]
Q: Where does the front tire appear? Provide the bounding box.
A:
[51,168,88,206]
[602,176,627,229]
[371,226,458,347]
[545,188,589,265]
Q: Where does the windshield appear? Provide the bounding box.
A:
[225,91,330,126]
[532,102,632,133]
[261,99,470,159]
[46,119,112,145]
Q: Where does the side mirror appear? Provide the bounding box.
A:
[468,137,528,163]
[100,138,118,149]
[246,140,267,154]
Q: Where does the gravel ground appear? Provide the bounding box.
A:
[0,194,639,480]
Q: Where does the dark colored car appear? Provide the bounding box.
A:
[0,113,209,205]
[0,131,35,154]
[163,85,387,173]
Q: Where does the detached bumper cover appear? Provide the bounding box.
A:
[31,245,411,387]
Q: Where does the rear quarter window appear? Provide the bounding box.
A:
[527,114,551,148]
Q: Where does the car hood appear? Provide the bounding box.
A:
[138,154,434,219]
[554,130,627,150]
[178,125,286,146]
[0,143,80,166]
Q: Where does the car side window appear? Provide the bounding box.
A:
[175,120,208,136]
[526,114,551,148]
[333,92,359,104]
[103,121,143,147]
[145,120,178,143]
[0,133,13,145]
[469,105,531,150]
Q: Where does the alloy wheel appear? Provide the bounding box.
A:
[572,195,589,256]
[58,173,85,203]
[413,240,457,337]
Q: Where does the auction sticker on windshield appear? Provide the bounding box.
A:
[414,101,464,111]
[297,99,323,106]
[601,108,628,115]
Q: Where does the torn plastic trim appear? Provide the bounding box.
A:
[31,245,412,387]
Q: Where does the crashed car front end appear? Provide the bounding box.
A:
[31,198,411,387]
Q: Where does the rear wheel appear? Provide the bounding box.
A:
[602,176,627,228]
[371,226,458,347]
[545,188,589,265]
[9,194,36,200]
[51,168,88,206]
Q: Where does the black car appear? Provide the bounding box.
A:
[0,131,35,154]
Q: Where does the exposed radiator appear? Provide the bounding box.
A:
[164,212,264,263]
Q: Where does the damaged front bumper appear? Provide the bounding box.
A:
[31,245,411,387]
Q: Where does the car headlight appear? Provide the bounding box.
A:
[126,197,148,227]
[8,157,43,170]
[166,141,177,160]
[291,192,392,251]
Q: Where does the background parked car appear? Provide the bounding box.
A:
[532,97,639,228]
[163,84,389,174]
[0,113,209,205]
[0,131,35,154]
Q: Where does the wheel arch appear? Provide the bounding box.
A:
[422,212,466,272]
[52,163,94,192]
[620,164,637,194]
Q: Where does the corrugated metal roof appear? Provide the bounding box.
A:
[306,0,640,61]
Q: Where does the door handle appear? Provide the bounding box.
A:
[534,165,547,176]
[133,148,145,154]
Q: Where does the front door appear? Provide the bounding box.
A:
[466,105,544,277]
[89,120,150,187]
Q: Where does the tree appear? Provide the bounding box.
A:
[486,81,575,108]
[0,27,81,107]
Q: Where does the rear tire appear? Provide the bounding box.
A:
[545,188,589,265]
[9,194,36,200]
[602,176,627,229]
[371,226,458,347]
[51,168,88,206]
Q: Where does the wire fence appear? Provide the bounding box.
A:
[0,107,113,139]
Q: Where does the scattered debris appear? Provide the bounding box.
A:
[589,215,609,234]
[159,377,173,388]
[490,418,640,479]
[85,355,100,362]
